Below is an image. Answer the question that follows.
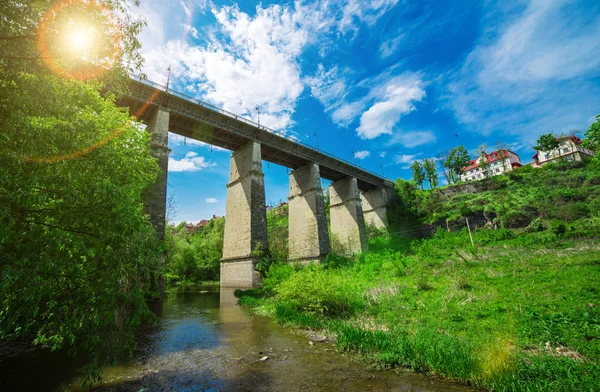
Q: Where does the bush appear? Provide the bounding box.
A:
[276,266,364,316]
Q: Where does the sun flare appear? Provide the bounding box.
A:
[66,26,93,52]
[37,0,122,80]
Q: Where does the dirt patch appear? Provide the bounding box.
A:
[523,342,592,363]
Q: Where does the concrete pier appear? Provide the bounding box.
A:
[143,108,170,241]
[221,141,268,287]
[288,163,330,264]
[361,188,392,229]
[329,178,368,255]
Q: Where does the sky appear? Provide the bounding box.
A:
[132,0,600,224]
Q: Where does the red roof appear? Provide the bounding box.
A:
[462,149,518,172]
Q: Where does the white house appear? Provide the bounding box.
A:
[532,135,595,167]
[460,150,522,182]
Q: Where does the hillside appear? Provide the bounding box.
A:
[392,159,600,233]
[239,160,600,391]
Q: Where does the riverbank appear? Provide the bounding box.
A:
[238,220,600,391]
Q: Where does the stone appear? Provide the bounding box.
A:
[329,177,368,255]
[221,141,268,287]
[288,163,330,264]
[360,187,393,229]
[143,108,170,241]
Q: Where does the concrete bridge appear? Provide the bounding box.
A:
[117,77,396,287]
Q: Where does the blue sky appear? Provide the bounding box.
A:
[133,0,600,224]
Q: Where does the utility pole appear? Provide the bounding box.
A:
[314,132,320,151]
[166,64,171,93]
[352,149,357,165]
[255,106,260,128]
[380,163,385,176]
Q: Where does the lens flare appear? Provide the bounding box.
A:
[65,25,93,52]
[26,1,162,164]
[37,0,122,80]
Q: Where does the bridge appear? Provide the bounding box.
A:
[118,77,397,287]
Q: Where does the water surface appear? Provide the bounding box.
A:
[0,289,473,391]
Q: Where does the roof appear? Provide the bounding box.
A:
[462,149,519,172]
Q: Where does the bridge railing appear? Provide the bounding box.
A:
[130,75,389,182]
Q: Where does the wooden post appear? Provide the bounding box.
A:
[466,217,474,247]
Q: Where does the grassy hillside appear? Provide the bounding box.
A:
[239,161,600,391]
[392,159,600,232]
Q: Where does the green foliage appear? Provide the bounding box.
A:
[445,146,470,183]
[239,223,600,391]
[266,204,289,265]
[582,114,600,163]
[276,266,365,316]
[534,133,560,152]
[400,160,600,228]
[410,160,426,190]
[164,217,224,284]
[423,158,439,189]
[0,62,159,380]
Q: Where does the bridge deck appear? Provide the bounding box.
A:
[117,78,395,191]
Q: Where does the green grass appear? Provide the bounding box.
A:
[238,222,600,391]
[394,159,600,230]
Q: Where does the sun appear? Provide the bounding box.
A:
[65,24,94,53]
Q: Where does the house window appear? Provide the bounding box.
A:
[566,155,574,161]
[495,168,500,173]
[544,153,550,160]
[562,148,569,153]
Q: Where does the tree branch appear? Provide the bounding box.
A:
[0,35,37,41]
[20,219,101,239]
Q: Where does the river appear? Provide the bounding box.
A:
[0,289,473,391]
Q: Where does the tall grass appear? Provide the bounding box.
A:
[239,222,600,390]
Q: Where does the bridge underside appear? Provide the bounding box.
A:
[120,79,397,289]
[117,82,394,191]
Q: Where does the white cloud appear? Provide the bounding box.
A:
[379,152,387,158]
[354,150,370,159]
[306,67,426,137]
[393,153,421,169]
[388,130,437,148]
[182,24,199,39]
[138,0,401,136]
[168,151,216,172]
[205,198,218,203]
[446,0,600,143]
[180,1,191,17]
[356,74,426,139]
[379,35,403,59]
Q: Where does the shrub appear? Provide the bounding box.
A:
[525,218,547,233]
[276,267,365,316]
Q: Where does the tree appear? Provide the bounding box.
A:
[411,161,426,190]
[0,0,157,384]
[0,0,145,81]
[534,133,560,153]
[477,144,491,178]
[423,158,439,188]
[435,150,451,184]
[495,141,510,172]
[444,146,471,183]
[582,114,600,151]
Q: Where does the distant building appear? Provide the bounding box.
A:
[183,215,221,234]
[531,135,595,168]
[460,149,522,182]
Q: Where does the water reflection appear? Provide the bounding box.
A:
[0,291,473,391]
